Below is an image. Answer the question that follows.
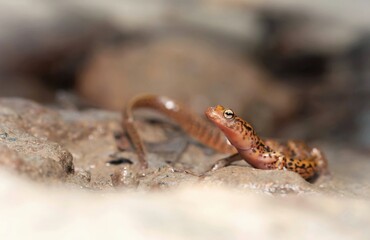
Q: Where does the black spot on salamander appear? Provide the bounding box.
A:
[245,125,253,132]
[265,146,271,152]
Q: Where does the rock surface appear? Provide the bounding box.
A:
[0,97,368,196]
[0,99,74,181]
[0,170,369,240]
[0,98,369,239]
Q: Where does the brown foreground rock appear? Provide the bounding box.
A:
[0,99,74,181]
[0,97,369,238]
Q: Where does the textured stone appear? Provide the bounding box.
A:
[0,99,74,181]
[0,98,369,239]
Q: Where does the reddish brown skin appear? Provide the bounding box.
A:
[205,105,328,180]
[122,95,328,180]
[122,95,237,169]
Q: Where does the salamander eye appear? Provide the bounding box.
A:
[223,109,234,119]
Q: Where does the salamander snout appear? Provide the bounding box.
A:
[205,105,225,121]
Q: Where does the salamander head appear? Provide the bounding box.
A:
[205,105,236,128]
[205,105,255,150]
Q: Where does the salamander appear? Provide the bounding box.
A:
[122,95,328,180]
[205,105,328,180]
[122,95,237,169]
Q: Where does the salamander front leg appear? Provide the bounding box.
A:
[210,153,242,171]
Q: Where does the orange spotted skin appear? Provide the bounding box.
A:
[123,95,237,169]
[205,105,328,180]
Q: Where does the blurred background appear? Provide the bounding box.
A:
[0,0,369,151]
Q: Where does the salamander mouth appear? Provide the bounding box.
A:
[205,106,214,118]
[205,106,221,121]
[205,106,234,131]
